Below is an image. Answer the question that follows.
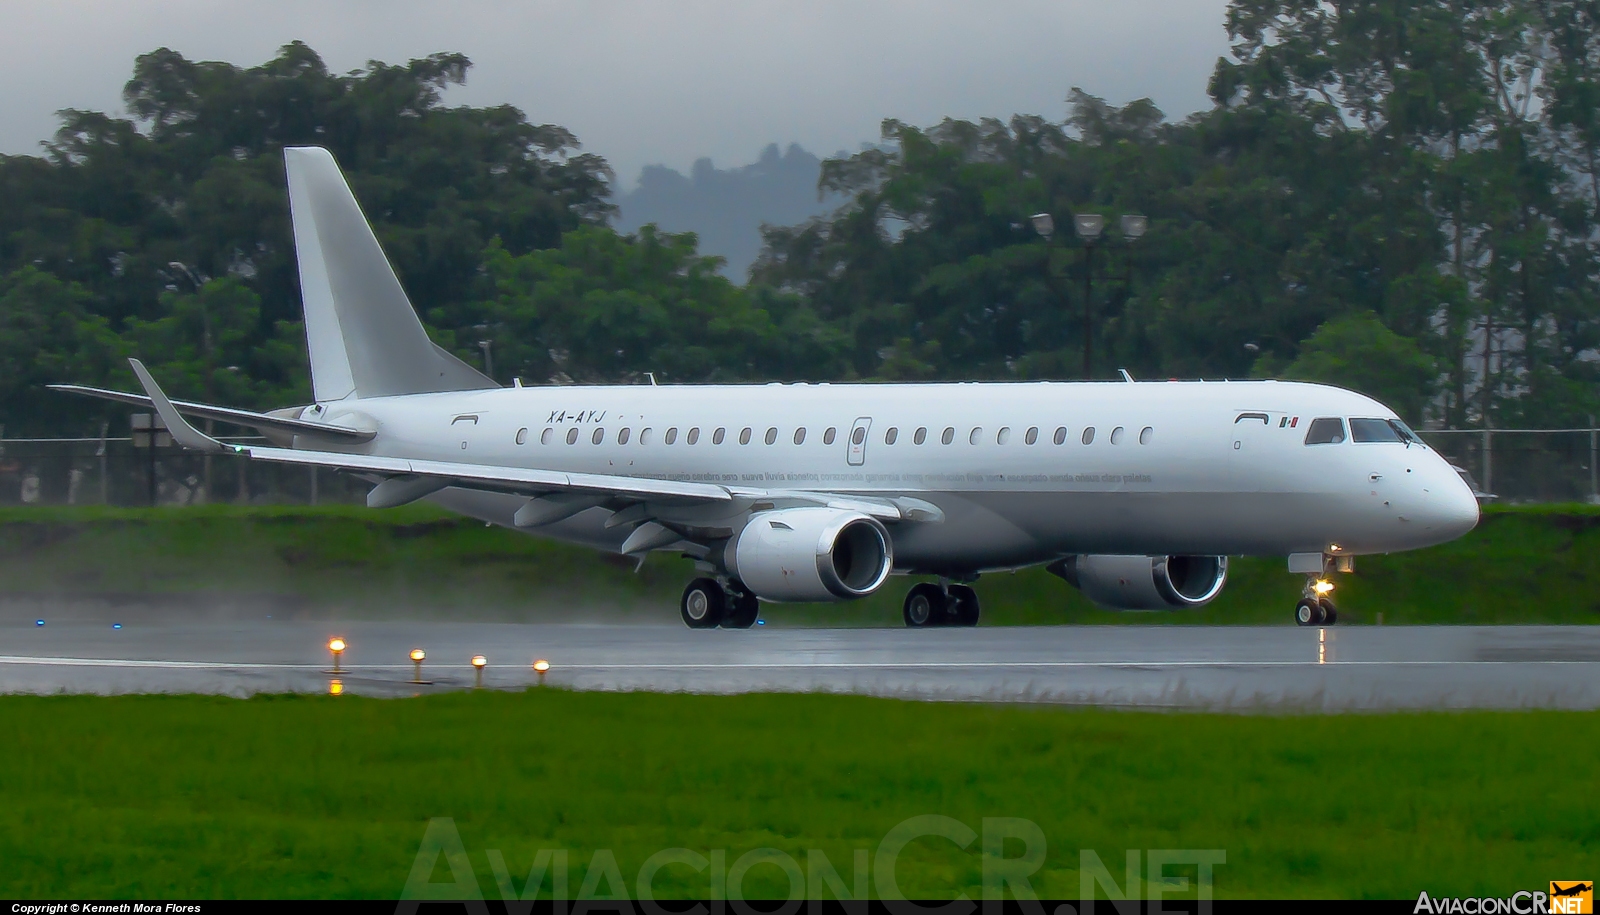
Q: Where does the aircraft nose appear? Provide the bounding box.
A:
[1425,463,1480,539]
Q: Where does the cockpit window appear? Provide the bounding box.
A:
[1389,419,1425,445]
[1303,417,1346,445]
[1350,418,1403,443]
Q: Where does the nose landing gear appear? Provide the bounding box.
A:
[1294,578,1338,626]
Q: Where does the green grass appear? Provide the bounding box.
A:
[1,503,1598,625]
[0,690,1594,899]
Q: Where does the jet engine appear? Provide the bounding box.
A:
[725,507,894,602]
[1048,554,1229,611]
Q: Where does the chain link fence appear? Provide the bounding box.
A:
[0,425,1594,507]
[0,430,366,507]
[1420,428,1600,504]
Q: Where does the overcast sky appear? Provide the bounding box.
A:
[0,0,1234,189]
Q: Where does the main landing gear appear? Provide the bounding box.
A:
[902,582,980,628]
[680,577,760,630]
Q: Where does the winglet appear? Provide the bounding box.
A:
[127,358,232,454]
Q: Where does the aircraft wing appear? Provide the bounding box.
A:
[121,358,940,521]
[124,359,731,504]
[47,382,374,441]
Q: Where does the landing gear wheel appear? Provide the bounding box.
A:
[903,583,946,628]
[1318,598,1338,625]
[722,586,760,629]
[681,578,726,629]
[948,584,980,627]
[1294,598,1324,627]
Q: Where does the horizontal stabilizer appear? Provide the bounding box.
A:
[48,383,373,441]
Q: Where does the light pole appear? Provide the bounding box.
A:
[1031,212,1147,379]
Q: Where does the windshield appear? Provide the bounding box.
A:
[1388,419,1425,445]
[1350,418,1403,443]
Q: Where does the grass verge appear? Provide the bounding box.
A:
[0,503,1598,625]
[0,690,1594,899]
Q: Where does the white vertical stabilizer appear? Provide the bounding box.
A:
[284,146,496,401]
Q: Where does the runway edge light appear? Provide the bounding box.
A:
[472,655,487,689]
[533,658,550,684]
[327,637,347,674]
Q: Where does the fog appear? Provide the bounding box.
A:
[0,0,1231,187]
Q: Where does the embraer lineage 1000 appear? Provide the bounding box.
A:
[55,147,1481,628]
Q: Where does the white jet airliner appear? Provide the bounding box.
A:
[54,147,1481,628]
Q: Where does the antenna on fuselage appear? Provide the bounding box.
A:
[644,372,658,386]
[1118,369,1135,382]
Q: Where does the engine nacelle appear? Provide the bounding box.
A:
[1049,554,1228,611]
[726,507,894,602]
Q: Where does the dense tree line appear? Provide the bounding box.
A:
[2,0,1598,437]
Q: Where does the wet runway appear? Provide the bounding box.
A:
[3,618,1598,710]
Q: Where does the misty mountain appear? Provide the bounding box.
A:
[613,143,841,281]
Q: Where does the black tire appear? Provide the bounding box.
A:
[1294,598,1323,626]
[1318,598,1338,625]
[722,586,760,629]
[681,578,726,629]
[948,584,980,627]
[903,583,946,628]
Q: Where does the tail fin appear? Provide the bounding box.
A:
[284,146,496,401]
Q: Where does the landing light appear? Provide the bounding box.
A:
[1313,579,1335,595]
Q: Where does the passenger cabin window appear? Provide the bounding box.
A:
[851,427,866,445]
[942,427,955,445]
[969,427,983,445]
[713,428,726,445]
[566,428,579,445]
[914,427,927,445]
[1082,427,1096,445]
[823,427,837,445]
[793,428,806,445]
[618,428,631,445]
[687,427,700,445]
[541,428,553,445]
[765,427,778,445]
[997,427,1011,445]
[1350,418,1403,443]
[1025,427,1038,445]
[639,428,653,445]
[515,427,528,445]
[885,427,898,445]
[592,428,605,445]
[665,427,678,445]
[739,427,752,445]
[1054,427,1067,445]
[1139,426,1153,445]
[1110,426,1124,445]
[1304,417,1346,445]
